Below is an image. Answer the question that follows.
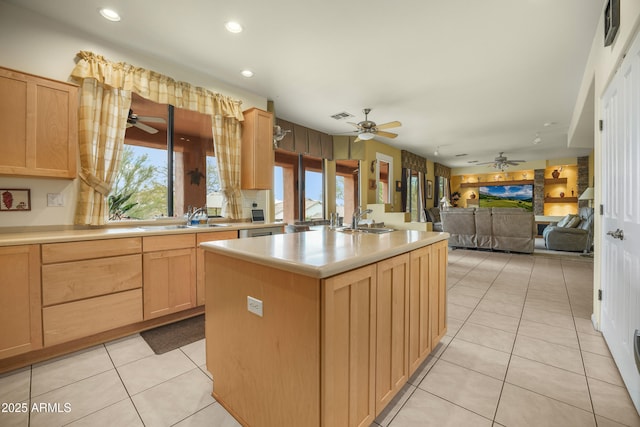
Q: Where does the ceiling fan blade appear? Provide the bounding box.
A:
[353,136,362,143]
[376,121,401,130]
[137,116,166,124]
[508,160,526,163]
[346,122,361,128]
[134,122,159,134]
[374,130,398,139]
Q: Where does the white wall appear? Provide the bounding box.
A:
[570,0,640,328]
[0,2,269,227]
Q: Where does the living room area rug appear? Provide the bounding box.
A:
[140,314,204,354]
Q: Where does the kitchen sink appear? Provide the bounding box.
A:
[337,227,395,234]
[137,224,189,230]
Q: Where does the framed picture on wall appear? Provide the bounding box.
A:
[426,180,433,199]
[1,189,31,211]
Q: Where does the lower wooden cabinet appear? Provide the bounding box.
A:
[430,240,448,347]
[0,245,42,359]
[408,245,433,375]
[375,253,410,414]
[322,264,377,427]
[196,231,237,306]
[40,238,144,347]
[143,235,196,319]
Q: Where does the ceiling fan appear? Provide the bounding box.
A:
[347,108,401,142]
[126,109,166,134]
[476,152,526,171]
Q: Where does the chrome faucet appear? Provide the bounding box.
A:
[352,207,373,231]
[186,206,207,225]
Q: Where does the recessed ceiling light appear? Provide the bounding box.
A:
[241,69,254,78]
[543,121,556,127]
[99,8,121,22]
[225,21,243,33]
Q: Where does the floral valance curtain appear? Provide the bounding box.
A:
[70,51,245,224]
[433,162,451,179]
[401,150,427,174]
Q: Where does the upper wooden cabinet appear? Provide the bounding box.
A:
[0,67,78,179]
[241,108,274,190]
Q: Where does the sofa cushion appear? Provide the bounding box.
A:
[557,214,577,227]
[565,216,582,228]
[427,207,441,223]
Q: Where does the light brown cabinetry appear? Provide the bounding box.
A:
[41,238,143,346]
[375,253,410,414]
[0,245,42,359]
[143,234,196,319]
[322,264,377,427]
[408,245,432,374]
[430,240,448,347]
[196,230,237,306]
[0,67,78,178]
[205,241,447,427]
[241,107,274,190]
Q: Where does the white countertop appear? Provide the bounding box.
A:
[201,228,449,279]
[0,222,283,247]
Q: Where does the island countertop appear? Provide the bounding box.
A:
[200,228,449,279]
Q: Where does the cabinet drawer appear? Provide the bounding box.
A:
[143,234,195,252]
[43,289,143,346]
[42,237,141,264]
[42,254,142,306]
[196,230,238,244]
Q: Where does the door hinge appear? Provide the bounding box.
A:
[598,289,603,301]
[599,120,604,131]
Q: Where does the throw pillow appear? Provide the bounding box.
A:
[566,216,582,228]
[557,214,577,227]
[429,207,441,223]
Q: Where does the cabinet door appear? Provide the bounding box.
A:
[143,248,196,319]
[241,108,274,190]
[409,245,432,375]
[196,231,237,306]
[430,240,448,347]
[0,67,77,178]
[322,265,376,427]
[375,253,410,415]
[0,245,42,359]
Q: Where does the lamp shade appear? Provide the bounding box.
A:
[579,187,594,200]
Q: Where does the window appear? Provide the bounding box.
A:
[109,93,214,221]
[274,151,325,223]
[335,159,359,226]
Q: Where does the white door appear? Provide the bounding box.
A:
[601,29,640,413]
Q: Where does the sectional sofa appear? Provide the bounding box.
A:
[440,207,536,253]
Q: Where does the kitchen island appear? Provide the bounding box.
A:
[201,228,448,427]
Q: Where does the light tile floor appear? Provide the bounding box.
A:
[0,250,639,426]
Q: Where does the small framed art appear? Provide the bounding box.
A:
[1,189,31,211]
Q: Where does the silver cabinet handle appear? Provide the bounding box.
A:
[606,229,624,240]
[635,329,640,374]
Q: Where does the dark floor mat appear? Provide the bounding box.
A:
[140,314,204,354]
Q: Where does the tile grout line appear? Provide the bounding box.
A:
[102,342,146,427]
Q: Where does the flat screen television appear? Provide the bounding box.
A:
[479,184,533,211]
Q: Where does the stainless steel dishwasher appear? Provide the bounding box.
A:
[238,226,284,238]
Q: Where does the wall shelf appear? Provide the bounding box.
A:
[459,180,534,188]
[544,197,578,203]
[544,178,568,184]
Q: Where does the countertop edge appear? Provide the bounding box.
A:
[0,222,283,247]
[201,231,449,279]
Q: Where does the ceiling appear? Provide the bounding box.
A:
[6,0,604,168]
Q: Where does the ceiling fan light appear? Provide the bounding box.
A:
[359,132,375,140]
